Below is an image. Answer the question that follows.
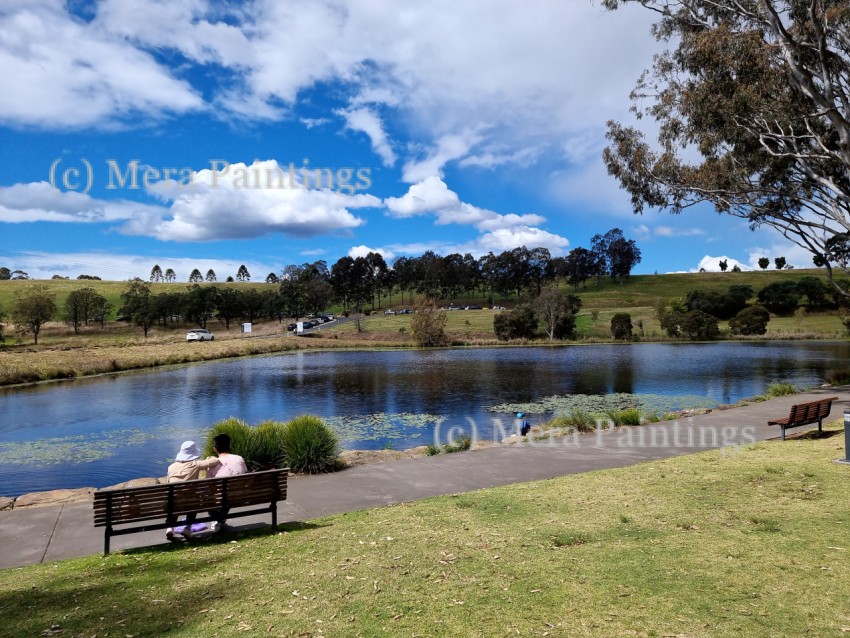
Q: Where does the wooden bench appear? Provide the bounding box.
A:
[767,397,838,441]
[93,468,288,555]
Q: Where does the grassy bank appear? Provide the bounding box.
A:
[3,424,850,636]
[0,326,415,385]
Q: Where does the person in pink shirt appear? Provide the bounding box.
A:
[207,433,248,533]
[208,433,248,477]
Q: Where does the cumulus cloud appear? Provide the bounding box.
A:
[4,0,661,196]
[0,0,203,128]
[0,181,165,223]
[123,160,380,241]
[348,245,395,260]
[338,107,396,167]
[745,243,816,270]
[0,161,381,242]
[386,225,570,260]
[385,176,545,231]
[693,255,751,272]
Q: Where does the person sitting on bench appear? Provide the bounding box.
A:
[165,440,220,540]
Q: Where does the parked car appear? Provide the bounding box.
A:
[186,328,214,342]
[397,309,411,315]
[287,323,297,332]
[384,309,396,315]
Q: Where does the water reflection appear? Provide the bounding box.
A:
[0,341,847,496]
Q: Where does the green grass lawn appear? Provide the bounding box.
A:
[4,424,850,637]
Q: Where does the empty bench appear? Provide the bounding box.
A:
[767,397,838,441]
[93,468,288,555]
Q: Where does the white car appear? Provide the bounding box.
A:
[186,328,214,342]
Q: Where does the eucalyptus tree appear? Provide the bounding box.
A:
[604,0,850,292]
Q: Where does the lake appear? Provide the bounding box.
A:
[1,341,847,497]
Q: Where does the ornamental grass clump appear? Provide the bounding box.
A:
[606,407,642,426]
[283,414,341,474]
[250,419,287,471]
[203,417,287,472]
[765,382,797,397]
[203,417,253,459]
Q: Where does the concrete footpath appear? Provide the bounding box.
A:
[2,388,849,569]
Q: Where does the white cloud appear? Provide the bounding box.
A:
[5,250,279,282]
[125,160,379,241]
[693,255,751,272]
[0,161,381,242]
[385,176,545,231]
[0,181,165,223]
[387,225,570,260]
[4,0,662,197]
[384,176,459,218]
[745,243,816,270]
[402,131,483,183]
[655,225,705,237]
[0,0,203,128]
[348,245,395,260]
[338,107,396,167]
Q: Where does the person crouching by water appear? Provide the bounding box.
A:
[516,412,531,437]
[165,440,220,541]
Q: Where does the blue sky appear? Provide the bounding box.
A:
[0,0,809,281]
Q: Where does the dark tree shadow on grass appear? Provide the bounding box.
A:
[1,521,327,637]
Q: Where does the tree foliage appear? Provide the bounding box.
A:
[610,312,634,340]
[12,284,57,344]
[493,305,538,341]
[757,280,801,315]
[533,286,582,340]
[410,297,447,347]
[603,0,850,292]
[729,305,771,335]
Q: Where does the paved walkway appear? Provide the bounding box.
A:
[2,388,848,568]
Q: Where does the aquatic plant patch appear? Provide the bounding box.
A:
[489,393,718,417]
[0,425,194,466]
[323,412,445,442]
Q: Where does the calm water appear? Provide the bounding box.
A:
[1,341,847,497]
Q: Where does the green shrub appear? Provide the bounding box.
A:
[283,414,341,473]
[606,408,642,426]
[425,444,442,456]
[610,312,633,340]
[443,435,472,453]
[765,382,797,397]
[203,417,253,459]
[565,408,598,432]
[729,305,770,335]
[493,305,538,340]
[203,417,287,472]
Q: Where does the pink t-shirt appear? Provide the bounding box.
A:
[208,453,247,477]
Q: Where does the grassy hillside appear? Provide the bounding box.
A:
[0,267,839,312]
[0,278,277,311]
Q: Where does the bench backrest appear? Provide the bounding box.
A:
[93,468,288,527]
[786,398,837,426]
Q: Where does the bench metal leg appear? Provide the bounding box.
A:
[781,426,786,441]
[104,527,111,556]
